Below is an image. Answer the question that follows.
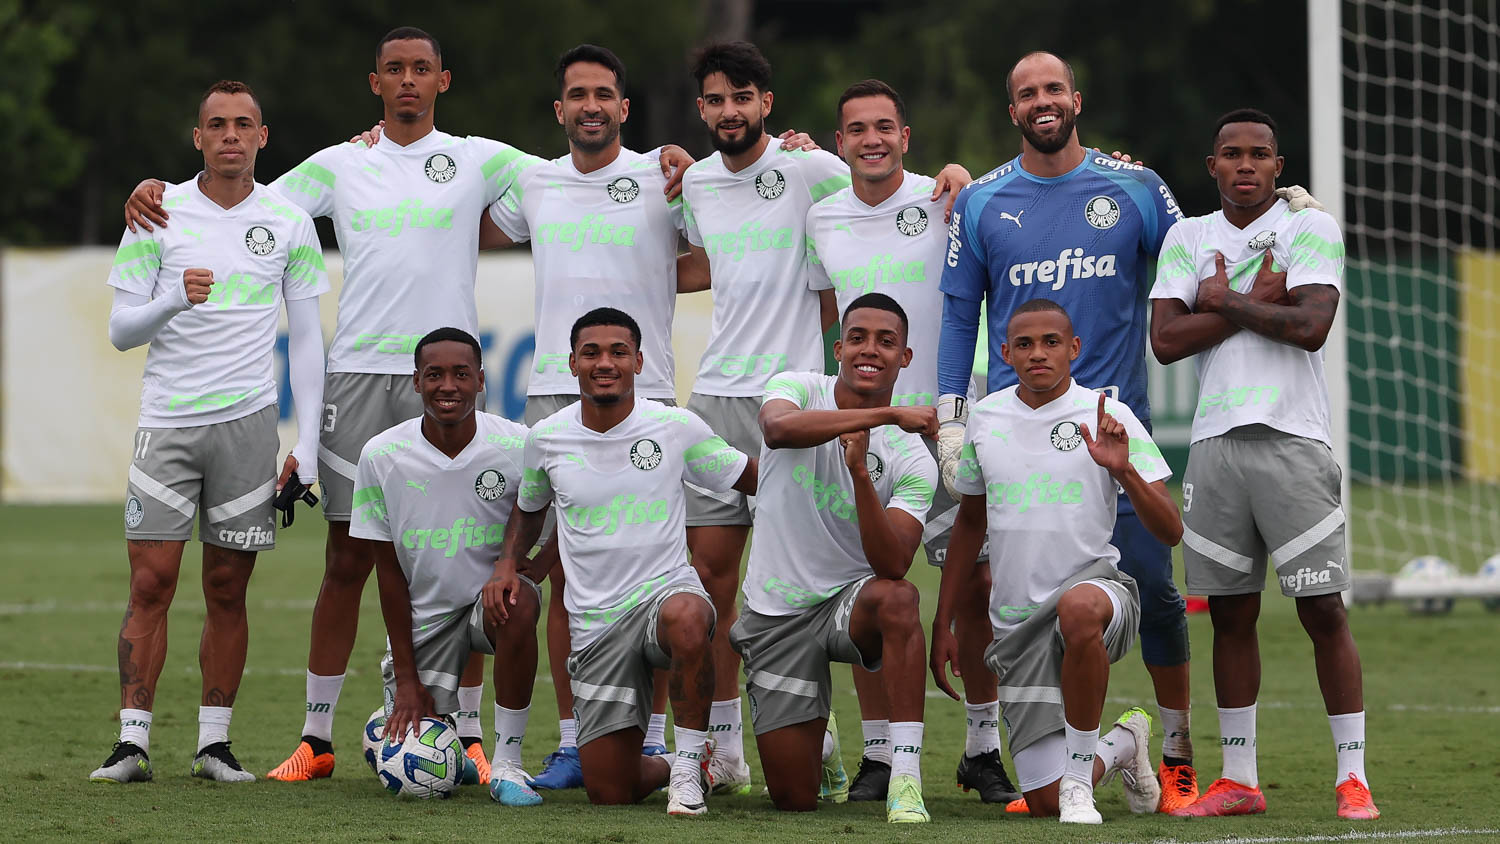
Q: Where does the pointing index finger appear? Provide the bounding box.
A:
[1097,392,1106,431]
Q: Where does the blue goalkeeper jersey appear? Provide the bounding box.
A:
[937,152,1184,422]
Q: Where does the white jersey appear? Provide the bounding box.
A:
[682,143,850,396]
[745,373,937,616]
[270,130,526,374]
[348,412,529,647]
[518,399,747,649]
[488,147,684,400]
[806,172,949,408]
[107,179,329,427]
[953,380,1171,637]
[1149,199,1344,445]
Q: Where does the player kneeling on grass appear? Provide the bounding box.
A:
[931,299,1179,824]
[489,307,757,815]
[734,293,940,823]
[360,328,545,807]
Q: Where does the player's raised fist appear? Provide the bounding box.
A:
[183,268,214,305]
[840,428,870,475]
[892,405,939,437]
[1080,393,1131,475]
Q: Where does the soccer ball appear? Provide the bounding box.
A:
[1396,555,1457,614]
[1478,554,1500,612]
[361,708,387,774]
[376,716,464,799]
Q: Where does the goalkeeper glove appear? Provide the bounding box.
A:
[1276,185,1324,212]
[937,393,968,500]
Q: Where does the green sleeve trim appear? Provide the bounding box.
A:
[292,161,336,189]
[809,174,852,203]
[1290,231,1345,260]
[351,485,385,507]
[892,473,935,510]
[763,374,809,406]
[684,436,732,462]
[480,147,525,180]
[113,240,160,264]
[287,245,326,269]
[1156,243,1194,280]
[1128,439,1163,459]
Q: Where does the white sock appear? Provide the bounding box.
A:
[1159,705,1192,762]
[889,721,924,782]
[558,718,578,750]
[646,713,668,749]
[120,708,152,753]
[861,719,891,764]
[301,671,344,742]
[1063,722,1100,787]
[456,685,483,740]
[1329,711,1367,786]
[492,704,529,767]
[1218,704,1258,787]
[710,698,744,761]
[673,726,709,781]
[197,705,233,752]
[964,700,1001,757]
[1094,724,1136,776]
[822,728,836,763]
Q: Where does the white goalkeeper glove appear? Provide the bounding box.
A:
[937,393,968,500]
[1276,185,1324,212]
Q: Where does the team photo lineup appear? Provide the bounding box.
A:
[92,23,1383,829]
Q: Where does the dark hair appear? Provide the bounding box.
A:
[376,26,441,66]
[837,79,907,128]
[1213,107,1279,151]
[1005,50,1076,103]
[199,80,261,122]
[414,327,481,369]
[556,44,626,94]
[691,41,771,93]
[1008,298,1074,334]
[571,307,642,350]
[843,292,909,336]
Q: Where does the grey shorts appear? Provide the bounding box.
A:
[985,578,1138,754]
[319,372,425,520]
[684,393,760,527]
[730,577,877,735]
[919,437,991,566]
[124,404,278,550]
[1181,425,1349,598]
[566,583,714,747]
[381,576,541,716]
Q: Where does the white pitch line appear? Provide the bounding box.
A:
[1109,827,1499,844]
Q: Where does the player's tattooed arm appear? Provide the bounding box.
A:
[1200,267,1339,352]
[929,492,986,701]
[841,430,923,578]
[676,245,712,293]
[371,539,435,741]
[1154,252,1292,363]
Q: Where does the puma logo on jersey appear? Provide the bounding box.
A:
[405,480,429,494]
[1007,248,1117,291]
[998,211,1024,228]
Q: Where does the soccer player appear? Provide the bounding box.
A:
[735,293,939,822]
[491,307,756,814]
[932,299,1175,824]
[125,27,534,781]
[1148,109,1378,820]
[91,80,328,783]
[354,327,544,806]
[934,50,1201,810]
[805,79,1020,805]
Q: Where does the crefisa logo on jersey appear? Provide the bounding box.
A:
[630,438,663,470]
[244,226,275,255]
[1084,195,1120,229]
[424,153,457,183]
[1050,421,1083,452]
[1248,230,1277,251]
[865,452,884,482]
[124,496,145,529]
[606,177,640,203]
[895,206,928,236]
[474,469,507,501]
[755,168,786,200]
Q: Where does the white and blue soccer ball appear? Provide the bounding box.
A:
[1477,554,1500,612]
[1397,555,1457,614]
[376,716,464,799]
[362,708,387,774]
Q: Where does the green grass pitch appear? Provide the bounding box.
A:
[2,499,1497,843]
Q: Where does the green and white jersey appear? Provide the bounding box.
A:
[807,171,947,408]
[1149,199,1344,445]
[108,179,329,427]
[745,372,937,617]
[348,412,529,648]
[488,147,685,400]
[953,380,1170,637]
[681,144,850,396]
[518,399,747,648]
[270,130,527,375]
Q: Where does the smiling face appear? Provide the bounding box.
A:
[697,71,771,156]
[556,60,627,154]
[1002,309,1080,396]
[571,323,642,406]
[836,94,909,184]
[370,37,449,122]
[1008,53,1081,155]
[415,340,483,426]
[1208,121,1283,211]
[834,306,911,397]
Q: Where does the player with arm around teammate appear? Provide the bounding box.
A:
[735,293,940,823]
[1148,109,1377,821]
[932,299,1179,824]
[489,308,756,815]
[92,80,328,784]
[354,328,545,807]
